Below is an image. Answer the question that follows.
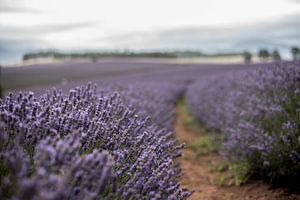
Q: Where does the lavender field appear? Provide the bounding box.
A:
[187,61,300,185]
[2,59,261,95]
[1,60,300,199]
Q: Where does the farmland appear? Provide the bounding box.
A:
[2,59,259,95]
[1,59,300,199]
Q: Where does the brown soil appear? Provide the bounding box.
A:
[175,101,300,200]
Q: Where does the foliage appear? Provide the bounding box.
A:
[186,62,300,184]
[243,51,252,64]
[22,50,246,61]
[258,49,270,61]
[291,46,300,61]
[0,82,191,200]
[272,49,281,61]
[187,136,219,156]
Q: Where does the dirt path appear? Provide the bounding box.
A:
[175,100,300,200]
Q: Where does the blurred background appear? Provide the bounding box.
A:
[1,0,300,95]
[1,0,300,64]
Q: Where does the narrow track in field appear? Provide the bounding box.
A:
[175,100,299,200]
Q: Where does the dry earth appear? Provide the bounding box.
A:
[175,100,300,200]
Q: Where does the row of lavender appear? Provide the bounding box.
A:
[109,81,185,130]
[0,81,190,200]
[186,62,300,183]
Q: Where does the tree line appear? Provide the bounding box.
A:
[243,46,300,63]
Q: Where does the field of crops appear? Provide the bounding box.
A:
[1,60,300,199]
[187,61,300,185]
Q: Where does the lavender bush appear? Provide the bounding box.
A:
[186,72,244,131]
[0,82,191,200]
[109,81,184,130]
[186,62,300,183]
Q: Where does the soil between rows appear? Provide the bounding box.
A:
[175,100,300,200]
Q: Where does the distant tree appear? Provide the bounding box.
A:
[291,46,300,61]
[272,49,281,61]
[258,49,270,61]
[23,54,32,61]
[243,51,252,64]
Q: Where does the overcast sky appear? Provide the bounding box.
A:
[1,0,300,64]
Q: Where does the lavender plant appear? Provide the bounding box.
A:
[0,82,191,200]
[109,81,184,130]
[186,62,300,183]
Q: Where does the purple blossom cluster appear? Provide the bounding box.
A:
[186,72,244,131]
[108,81,184,130]
[186,62,300,182]
[0,82,191,199]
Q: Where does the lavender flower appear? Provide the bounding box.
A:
[0,81,190,199]
[186,61,300,182]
